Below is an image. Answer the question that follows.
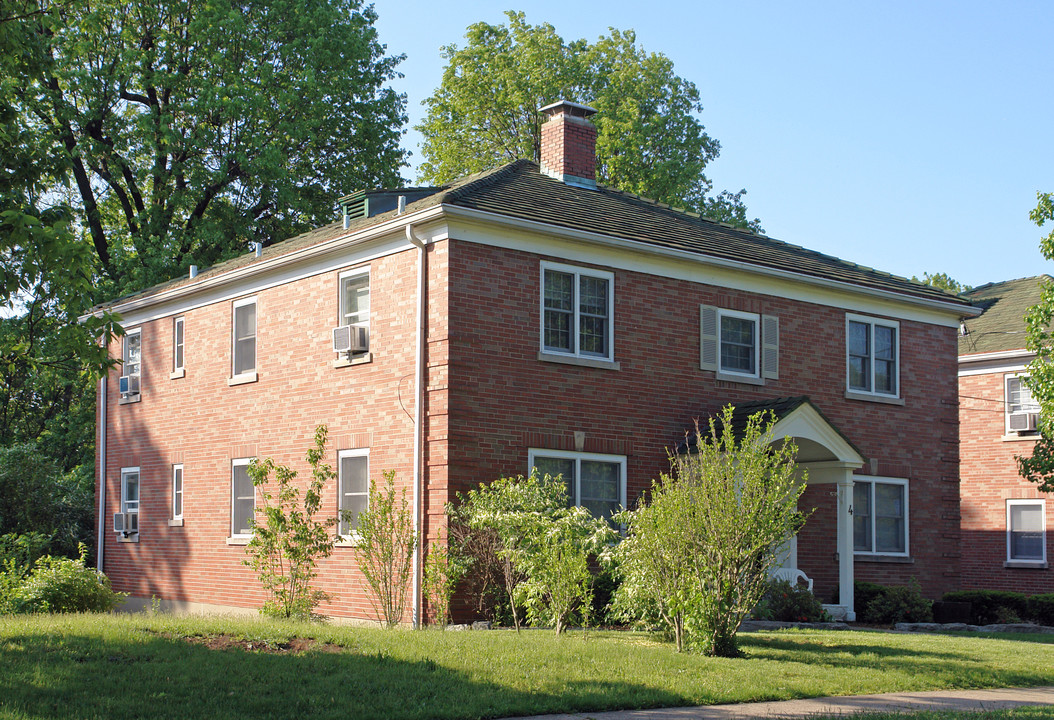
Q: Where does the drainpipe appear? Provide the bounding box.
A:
[405,220,427,628]
[96,373,108,571]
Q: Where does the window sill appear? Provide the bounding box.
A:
[334,536,362,548]
[168,518,184,527]
[170,368,185,380]
[716,371,765,386]
[116,533,139,543]
[1002,433,1040,442]
[118,394,141,405]
[1004,560,1048,569]
[855,553,913,564]
[845,390,904,406]
[225,536,250,546]
[228,372,258,386]
[333,352,373,369]
[538,352,620,371]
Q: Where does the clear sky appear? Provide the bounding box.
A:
[373,0,1053,290]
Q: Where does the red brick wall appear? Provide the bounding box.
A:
[444,239,962,604]
[959,371,1050,593]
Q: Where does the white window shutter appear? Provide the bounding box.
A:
[762,314,779,379]
[700,305,718,371]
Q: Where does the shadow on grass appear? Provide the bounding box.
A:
[0,632,687,720]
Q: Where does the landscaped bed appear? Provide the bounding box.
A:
[2,613,1054,720]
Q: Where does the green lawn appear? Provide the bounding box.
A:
[1,614,1053,720]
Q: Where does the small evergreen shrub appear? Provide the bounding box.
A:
[853,581,886,618]
[13,545,125,613]
[1028,594,1054,626]
[861,580,932,625]
[942,590,1029,625]
[756,579,828,623]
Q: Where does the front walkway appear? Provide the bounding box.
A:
[502,686,1054,719]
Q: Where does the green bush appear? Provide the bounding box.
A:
[853,581,886,617]
[858,580,932,625]
[0,532,50,613]
[1028,594,1054,626]
[756,579,828,623]
[942,590,1029,625]
[13,546,125,613]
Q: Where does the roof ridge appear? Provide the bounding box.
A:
[436,160,533,203]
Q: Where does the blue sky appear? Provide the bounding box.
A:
[373,1,1053,290]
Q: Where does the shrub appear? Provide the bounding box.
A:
[757,579,828,623]
[355,470,417,628]
[13,544,125,613]
[422,527,469,627]
[861,579,932,625]
[942,590,1029,625]
[1029,593,1054,626]
[0,532,50,613]
[853,581,886,617]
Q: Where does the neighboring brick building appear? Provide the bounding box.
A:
[93,101,976,623]
[959,276,1051,593]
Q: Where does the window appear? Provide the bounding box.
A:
[699,306,778,381]
[846,314,899,397]
[121,467,140,517]
[338,449,369,537]
[853,477,908,555]
[232,298,256,378]
[231,458,255,537]
[121,329,142,398]
[173,317,185,374]
[1007,499,1045,564]
[528,449,626,521]
[540,262,615,362]
[172,464,183,520]
[340,270,370,332]
[1006,375,1040,434]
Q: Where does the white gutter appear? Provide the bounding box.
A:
[96,374,107,570]
[405,222,427,628]
[959,348,1034,363]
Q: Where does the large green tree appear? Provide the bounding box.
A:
[1019,192,1054,490]
[417,12,761,231]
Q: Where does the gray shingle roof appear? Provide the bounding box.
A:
[959,276,1051,356]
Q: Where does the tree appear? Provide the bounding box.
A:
[613,406,806,655]
[1019,192,1054,490]
[911,272,971,295]
[417,12,761,232]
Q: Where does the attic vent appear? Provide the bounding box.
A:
[339,192,368,229]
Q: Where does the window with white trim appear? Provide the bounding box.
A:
[338,449,369,537]
[121,467,140,517]
[699,306,779,381]
[121,329,142,398]
[1007,499,1045,563]
[846,314,899,397]
[231,458,255,537]
[853,477,908,555]
[528,449,626,521]
[541,262,615,362]
[232,298,256,377]
[172,464,183,520]
[1006,375,1040,435]
[173,317,184,373]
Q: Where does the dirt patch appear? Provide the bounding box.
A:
[180,634,343,654]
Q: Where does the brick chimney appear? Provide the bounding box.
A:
[539,100,598,189]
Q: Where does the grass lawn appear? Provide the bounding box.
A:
[2,614,1054,720]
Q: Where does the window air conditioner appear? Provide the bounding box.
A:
[113,512,139,534]
[119,375,140,395]
[332,325,368,354]
[1009,412,1039,433]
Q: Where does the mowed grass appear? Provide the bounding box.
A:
[2,614,1054,720]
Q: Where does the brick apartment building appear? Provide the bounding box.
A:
[93,101,977,623]
[959,276,1051,593]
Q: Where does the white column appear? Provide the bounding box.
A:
[837,476,856,621]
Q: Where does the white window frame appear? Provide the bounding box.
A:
[1005,374,1041,435]
[171,463,183,521]
[231,297,257,380]
[846,313,900,398]
[1007,499,1046,564]
[230,458,255,538]
[121,328,142,398]
[717,308,760,379]
[337,448,370,539]
[120,467,140,517]
[539,261,615,363]
[853,476,909,557]
[172,316,185,375]
[527,448,627,516]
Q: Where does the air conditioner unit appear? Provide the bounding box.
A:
[1009,412,1039,433]
[332,325,369,354]
[119,374,140,395]
[113,512,139,534]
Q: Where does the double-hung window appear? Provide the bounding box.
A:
[846,314,899,397]
[121,467,140,517]
[231,298,257,380]
[172,464,184,521]
[540,262,615,362]
[172,316,185,377]
[231,458,255,537]
[1007,499,1045,564]
[336,269,370,356]
[853,477,908,556]
[121,329,142,399]
[1006,375,1040,434]
[338,449,369,538]
[528,449,626,521]
[699,306,779,381]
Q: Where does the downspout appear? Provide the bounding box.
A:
[96,373,108,570]
[405,221,427,628]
